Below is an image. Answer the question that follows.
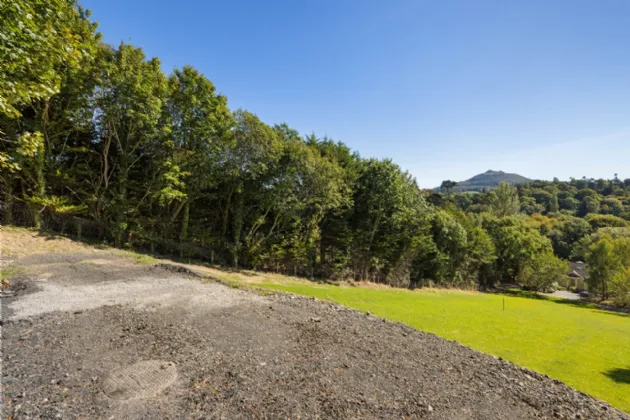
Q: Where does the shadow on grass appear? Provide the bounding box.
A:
[591,309,630,318]
[500,289,591,306]
[604,368,630,384]
[498,289,630,318]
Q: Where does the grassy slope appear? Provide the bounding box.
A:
[242,278,630,413]
[2,228,628,412]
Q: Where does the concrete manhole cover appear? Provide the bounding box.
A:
[102,360,178,400]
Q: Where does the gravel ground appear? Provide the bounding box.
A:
[543,291,581,301]
[2,251,628,419]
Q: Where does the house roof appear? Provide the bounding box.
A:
[569,262,589,278]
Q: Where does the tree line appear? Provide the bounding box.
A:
[434,179,630,304]
[2,1,629,305]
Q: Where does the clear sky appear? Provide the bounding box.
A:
[81,0,630,188]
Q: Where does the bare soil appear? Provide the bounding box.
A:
[1,230,627,419]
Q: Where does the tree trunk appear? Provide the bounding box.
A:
[32,138,46,229]
[222,187,233,246]
[232,190,244,269]
[115,156,129,248]
[363,212,382,280]
[150,223,155,254]
[3,180,14,225]
[179,200,189,258]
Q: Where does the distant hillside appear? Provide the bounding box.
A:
[440,170,532,192]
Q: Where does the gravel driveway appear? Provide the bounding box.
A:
[544,290,582,301]
[2,251,627,419]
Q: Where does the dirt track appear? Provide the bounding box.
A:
[1,241,628,418]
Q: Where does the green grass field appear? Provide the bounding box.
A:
[236,276,630,413]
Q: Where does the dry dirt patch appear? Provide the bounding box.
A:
[5,253,262,320]
[1,233,628,419]
[0,227,97,258]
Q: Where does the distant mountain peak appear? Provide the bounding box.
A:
[436,170,531,192]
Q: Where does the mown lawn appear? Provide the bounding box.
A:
[244,278,630,413]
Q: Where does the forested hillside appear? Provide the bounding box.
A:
[430,179,630,302]
[1,1,629,304]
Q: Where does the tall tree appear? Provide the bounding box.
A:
[517,251,568,292]
[489,182,520,218]
[548,193,559,213]
[91,43,167,245]
[0,0,97,118]
[221,110,282,267]
[1,0,99,226]
[161,65,233,253]
[610,266,630,306]
[440,180,458,197]
[483,215,553,283]
[350,159,431,283]
[585,235,630,299]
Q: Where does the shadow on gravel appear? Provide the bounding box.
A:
[38,231,63,240]
[604,368,630,384]
[34,229,109,248]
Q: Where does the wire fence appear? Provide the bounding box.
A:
[1,203,217,263]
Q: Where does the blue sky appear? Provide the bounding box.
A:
[82,0,630,187]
